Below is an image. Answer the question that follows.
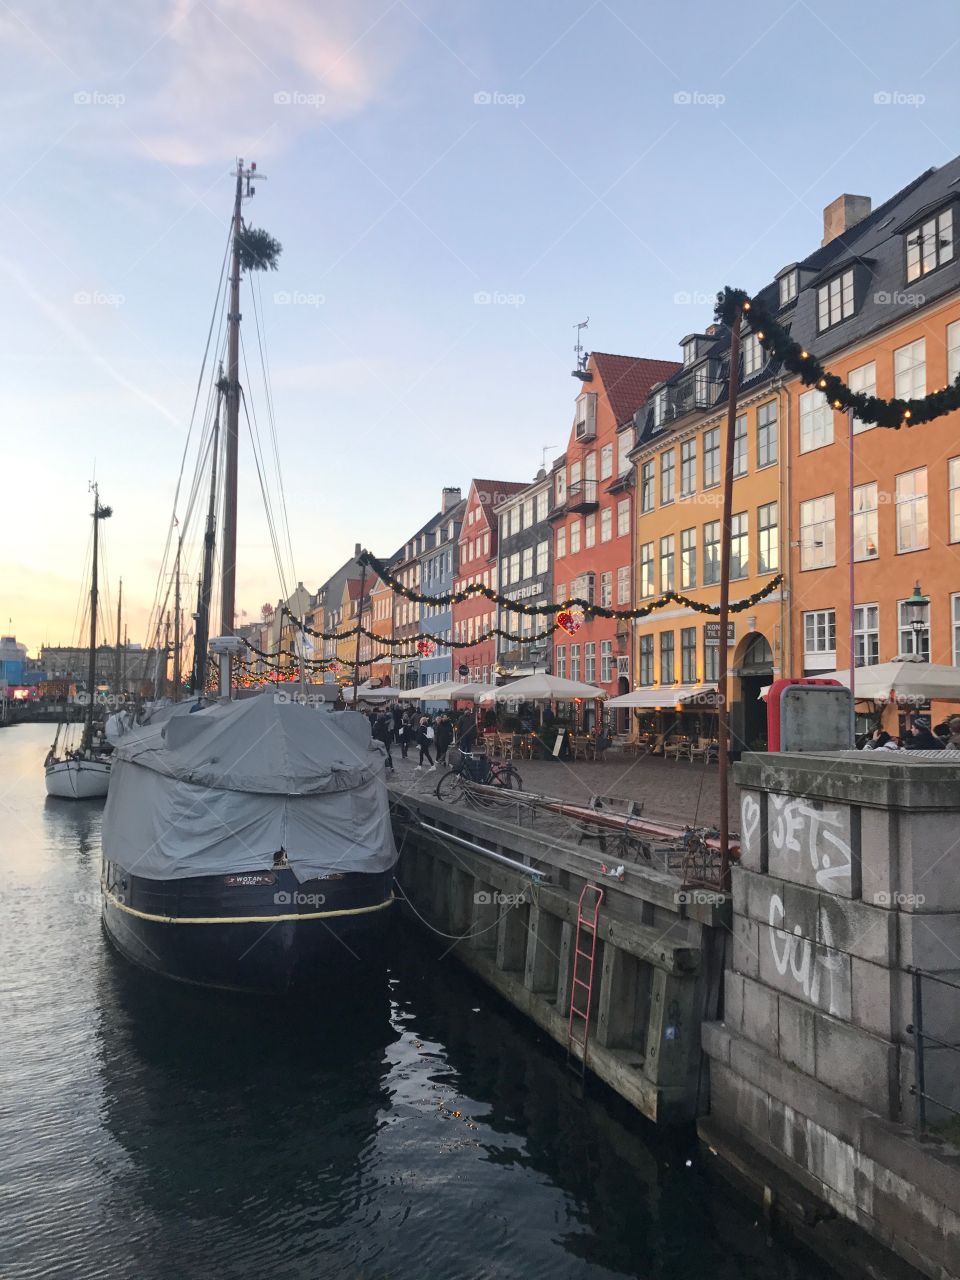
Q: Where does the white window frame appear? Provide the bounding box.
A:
[536,539,548,575]
[742,332,762,378]
[600,639,614,683]
[949,320,960,385]
[660,534,676,592]
[616,564,630,605]
[894,339,926,400]
[600,507,612,543]
[680,527,697,589]
[660,449,675,504]
[799,494,836,570]
[640,542,655,598]
[733,414,747,477]
[617,498,630,537]
[895,467,928,553]
[817,268,855,332]
[680,438,697,495]
[779,269,798,307]
[757,502,778,573]
[641,460,655,512]
[600,443,613,480]
[757,401,778,467]
[906,206,954,282]
[898,598,931,659]
[853,603,880,668]
[804,609,837,655]
[853,482,879,561]
[849,361,877,435]
[600,571,613,608]
[799,388,834,453]
[953,593,960,667]
[950,457,960,543]
[703,427,720,488]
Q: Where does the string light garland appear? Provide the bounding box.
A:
[715,286,960,429]
[279,605,564,649]
[556,606,585,636]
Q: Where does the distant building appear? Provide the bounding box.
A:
[494,472,553,679]
[418,488,466,706]
[39,643,161,693]
[0,635,28,687]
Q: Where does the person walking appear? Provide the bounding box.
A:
[399,713,414,760]
[434,713,454,766]
[457,707,478,754]
[391,703,403,737]
[415,716,435,770]
[371,710,394,770]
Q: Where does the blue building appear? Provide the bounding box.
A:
[0,635,28,687]
[418,488,465,709]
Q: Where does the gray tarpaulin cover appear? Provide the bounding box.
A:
[102,695,398,882]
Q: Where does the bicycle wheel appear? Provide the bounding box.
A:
[490,764,522,790]
[435,769,465,802]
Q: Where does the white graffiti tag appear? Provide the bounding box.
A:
[768,795,852,893]
[768,893,847,1015]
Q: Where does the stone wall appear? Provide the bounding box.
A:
[701,752,960,1280]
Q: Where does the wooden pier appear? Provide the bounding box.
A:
[389,782,730,1124]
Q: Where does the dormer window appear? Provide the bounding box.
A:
[906,206,954,282]
[778,268,798,307]
[742,333,763,378]
[682,338,698,367]
[652,388,667,428]
[817,268,855,332]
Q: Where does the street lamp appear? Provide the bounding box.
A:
[905,581,930,658]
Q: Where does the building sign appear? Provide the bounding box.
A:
[704,622,736,646]
[502,581,545,602]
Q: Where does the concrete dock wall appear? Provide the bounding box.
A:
[701,752,960,1280]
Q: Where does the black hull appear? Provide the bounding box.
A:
[101,861,395,994]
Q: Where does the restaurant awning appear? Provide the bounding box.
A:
[478,674,607,702]
[605,684,718,709]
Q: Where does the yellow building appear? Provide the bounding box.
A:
[628,326,787,751]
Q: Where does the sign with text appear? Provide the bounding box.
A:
[704,622,735,646]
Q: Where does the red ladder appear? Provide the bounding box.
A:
[567,883,604,1073]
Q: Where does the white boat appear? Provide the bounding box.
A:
[45,753,111,799]
[44,484,113,801]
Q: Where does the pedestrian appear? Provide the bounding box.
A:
[861,728,900,751]
[944,715,960,750]
[457,707,478,754]
[434,712,454,766]
[903,715,945,751]
[391,703,402,736]
[415,715,435,770]
[371,710,394,770]
[399,713,414,759]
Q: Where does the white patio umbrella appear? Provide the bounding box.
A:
[816,658,960,704]
[353,684,405,701]
[396,681,459,700]
[449,680,500,700]
[478,673,607,702]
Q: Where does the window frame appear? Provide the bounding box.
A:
[905,205,955,283]
[816,267,855,333]
[895,467,929,553]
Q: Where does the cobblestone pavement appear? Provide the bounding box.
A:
[386,744,736,831]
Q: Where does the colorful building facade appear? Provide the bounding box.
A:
[494,471,553,679]
[453,479,526,684]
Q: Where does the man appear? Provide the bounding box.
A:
[903,715,944,751]
[457,707,477,754]
[371,710,394,770]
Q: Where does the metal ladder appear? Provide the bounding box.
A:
[567,883,604,1075]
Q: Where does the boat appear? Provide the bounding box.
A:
[45,485,113,800]
[99,160,398,992]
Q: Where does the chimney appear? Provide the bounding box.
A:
[821,193,872,246]
[354,542,361,559]
[441,486,462,514]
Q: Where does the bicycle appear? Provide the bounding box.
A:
[435,748,522,803]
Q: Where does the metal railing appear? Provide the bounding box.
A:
[906,965,960,1131]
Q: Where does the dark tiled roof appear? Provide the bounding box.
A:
[590,353,682,426]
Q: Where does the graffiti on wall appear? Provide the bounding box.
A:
[767,891,848,1016]
[768,793,853,896]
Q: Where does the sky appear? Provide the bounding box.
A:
[2,0,959,654]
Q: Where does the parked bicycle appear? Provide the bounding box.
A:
[435,748,522,803]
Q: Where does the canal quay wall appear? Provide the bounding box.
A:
[389,786,728,1125]
[700,752,960,1280]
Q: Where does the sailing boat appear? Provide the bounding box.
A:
[45,485,113,799]
[99,161,398,992]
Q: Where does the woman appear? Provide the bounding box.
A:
[903,715,945,751]
[415,716,435,770]
[861,728,900,752]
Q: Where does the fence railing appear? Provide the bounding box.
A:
[906,965,960,1131]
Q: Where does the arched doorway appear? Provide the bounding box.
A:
[732,633,774,753]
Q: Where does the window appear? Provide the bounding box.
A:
[555,582,567,604]
[617,498,630,537]
[641,461,655,512]
[757,401,777,467]
[681,627,697,683]
[953,594,960,666]
[779,269,798,307]
[660,450,675,503]
[556,526,566,559]
[555,469,566,505]
[536,539,548,575]
[704,634,719,682]
[600,444,613,480]
[804,609,836,655]
[618,431,632,474]
[733,415,747,477]
[854,604,879,667]
[569,460,581,491]
[680,438,697,495]
[572,572,595,604]
[584,642,596,683]
[730,512,748,579]
[660,536,675,591]
[799,495,836,569]
[570,521,581,554]
[896,468,928,551]
[853,483,879,561]
[849,361,877,434]
[511,552,521,584]
[660,632,675,685]
[817,268,855,332]
[600,508,612,543]
[483,531,490,556]
[600,640,614,683]
[536,489,549,523]
[570,644,581,681]
[584,452,597,483]
[600,571,613,608]
[703,427,720,487]
[906,206,954,282]
[617,564,630,605]
[757,502,778,572]
[653,389,667,428]
[640,542,655,597]
[556,644,566,678]
[895,339,926,400]
[585,514,596,549]
[742,333,762,378]
[509,505,520,537]
[898,598,930,659]
[950,458,960,542]
[799,388,834,452]
[639,634,654,684]
[681,527,697,589]
[683,338,697,367]
[703,520,720,585]
[949,320,960,385]
[521,546,534,579]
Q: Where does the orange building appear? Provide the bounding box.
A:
[454,479,526,683]
[367,575,394,685]
[781,164,960,729]
[550,352,680,729]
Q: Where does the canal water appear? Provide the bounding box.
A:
[1,724,836,1280]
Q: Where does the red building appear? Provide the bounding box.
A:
[551,352,680,726]
[453,479,527,684]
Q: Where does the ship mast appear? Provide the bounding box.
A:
[193,382,222,694]
[84,483,112,752]
[173,535,182,701]
[220,163,247,637]
[114,576,122,694]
